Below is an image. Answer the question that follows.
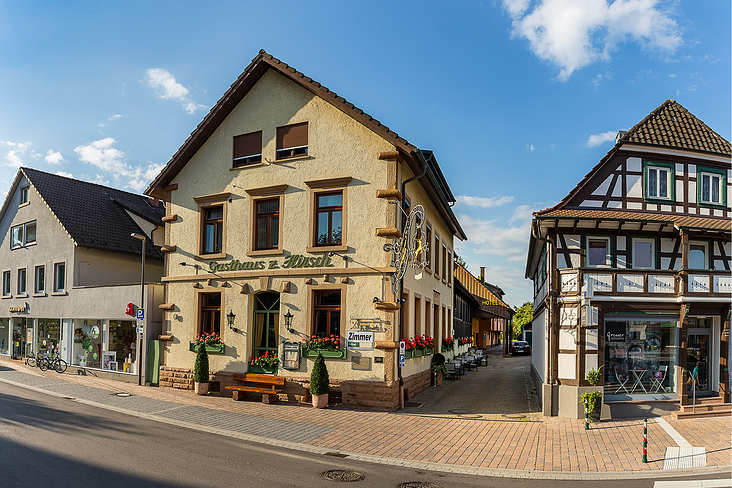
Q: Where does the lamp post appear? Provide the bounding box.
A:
[131,233,146,386]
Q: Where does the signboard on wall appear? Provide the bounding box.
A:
[605,321,626,342]
[346,331,374,350]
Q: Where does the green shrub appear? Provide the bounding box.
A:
[309,353,330,396]
[194,342,209,383]
[586,365,603,386]
[431,352,446,366]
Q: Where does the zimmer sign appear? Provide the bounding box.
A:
[346,330,374,350]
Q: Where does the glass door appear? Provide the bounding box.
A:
[686,329,711,396]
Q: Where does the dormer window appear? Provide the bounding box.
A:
[276,122,308,160]
[645,162,673,201]
[233,131,262,167]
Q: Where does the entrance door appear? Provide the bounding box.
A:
[687,329,711,396]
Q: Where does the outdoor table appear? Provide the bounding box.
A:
[631,369,648,394]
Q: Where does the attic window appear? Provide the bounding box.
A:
[233,131,262,167]
[276,122,308,160]
[20,186,29,205]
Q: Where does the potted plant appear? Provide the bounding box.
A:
[248,351,279,374]
[310,352,330,408]
[189,332,225,354]
[430,353,447,386]
[193,342,210,395]
[580,366,603,422]
[301,335,345,359]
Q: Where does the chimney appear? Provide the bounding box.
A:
[480,267,485,283]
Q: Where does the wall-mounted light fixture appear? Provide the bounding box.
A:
[227,310,238,333]
[373,297,380,303]
[284,309,294,333]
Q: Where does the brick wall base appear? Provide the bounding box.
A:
[158,366,431,411]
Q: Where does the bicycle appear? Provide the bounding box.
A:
[24,350,38,368]
[38,348,67,373]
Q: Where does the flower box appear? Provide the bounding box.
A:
[423,347,433,356]
[248,365,277,374]
[302,348,346,359]
[189,342,225,354]
[413,348,424,358]
[405,349,414,359]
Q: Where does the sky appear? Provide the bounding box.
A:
[0,1,729,308]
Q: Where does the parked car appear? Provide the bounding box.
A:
[512,341,531,355]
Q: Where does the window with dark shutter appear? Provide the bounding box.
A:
[233,131,262,167]
[276,122,308,160]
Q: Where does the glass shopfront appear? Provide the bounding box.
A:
[71,319,137,373]
[37,319,61,354]
[604,316,679,398]
[0,319,8,355]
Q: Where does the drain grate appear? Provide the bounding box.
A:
[397,483,443,488]
[320,470,365,482]
[324,452,349,458]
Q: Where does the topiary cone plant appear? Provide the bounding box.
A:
[194,342,210,395]
[310,352,330,408]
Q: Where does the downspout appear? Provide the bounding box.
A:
[532,219,556,414]
[397,152,428,409]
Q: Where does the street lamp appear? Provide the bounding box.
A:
[284,309,294,333]
[227,310,238,333]
[131,232,146,386]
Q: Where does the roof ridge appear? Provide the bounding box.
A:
[22,166,156,201]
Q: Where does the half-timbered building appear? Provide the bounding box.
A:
[526,100,731,419]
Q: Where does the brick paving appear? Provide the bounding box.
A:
[0,353,729,478]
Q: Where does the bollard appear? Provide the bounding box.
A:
[584,397,589,430]
[642,418,647,463]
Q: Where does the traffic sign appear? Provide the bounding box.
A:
[398,340,406,368]
[136,308,144,320]
[136,327,144,334]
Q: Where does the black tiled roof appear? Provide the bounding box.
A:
[22,167,165,259]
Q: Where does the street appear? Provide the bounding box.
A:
[0,381,728,488]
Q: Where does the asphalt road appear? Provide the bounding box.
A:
[0,381,727,488]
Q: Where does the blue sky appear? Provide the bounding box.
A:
[0,1,729,307]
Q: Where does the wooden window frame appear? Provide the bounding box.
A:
[414,293,422,337]
[305,177,350,253]
[306,283,346,339]
[434,235,440,280]
[194,193,230,260]
[689,240,710,270]
[697,166,726,208]
[643,161,675,203]
[424,223,432,273]
[442,243,447,283]
[314,191,343,248]
[585,235,613,268]
[197,291,222,336]
[251,291,280,358]
[245,185,287,257]
[232,131,263,168]
[630,237,657,270]
[254,198,280,251]
[447,249,452,287]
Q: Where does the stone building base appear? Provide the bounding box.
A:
[158,366,432,411]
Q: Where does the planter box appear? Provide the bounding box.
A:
[413,348,424,358]
[424,347,434,356]
[302,348,346,359]
[189,342,225,354]
[248,365,278,374]
[405,349,414,359]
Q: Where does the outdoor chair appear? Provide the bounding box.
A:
[649,365,668,393]
[614,368,630,394]
[446,362,459,380]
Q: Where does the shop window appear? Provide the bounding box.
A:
[603,318,678,397]
[108,320,136,371]
[689,241,708,270]
[34,265,45,294]
[312,290,341,338]
[315,192,342,246]
[645,162,673,201]
[631,238,655,269]
[53,262,66,292]
[20,186,29,205]
[17,268,26,295]
[252,292,279,359]
[698,167,726,206]
[586,236,611,267]
[255,199,280,250]
[202,206,224,255]
[10,221,36,249]
[199,293,221,335]
[233,131,262,167]
[276,122,308,160]
[2,270,10,297]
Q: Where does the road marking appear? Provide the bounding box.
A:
[654,418,707,469]
[653,479,732,487]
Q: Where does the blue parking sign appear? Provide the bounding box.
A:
[136,308,144,320]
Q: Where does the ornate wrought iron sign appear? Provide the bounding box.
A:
[384,204,428,294]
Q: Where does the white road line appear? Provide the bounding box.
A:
[656,418,707,469]
[654,479,732,487]
[655,417,692,448]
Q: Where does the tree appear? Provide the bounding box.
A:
[512,301,533,339]
[454,254,467,269]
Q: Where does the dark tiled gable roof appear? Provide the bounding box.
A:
[536,208,731,232]
[619,99,731,156]
[22,167,165,259]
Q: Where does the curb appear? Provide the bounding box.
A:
[0,375,729,480]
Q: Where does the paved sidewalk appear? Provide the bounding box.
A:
[0,357,729,480]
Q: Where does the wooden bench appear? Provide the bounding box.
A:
[224,373,285,404]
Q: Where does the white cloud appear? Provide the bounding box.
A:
[2,141,31,168]
[55,171,73,178]
[99,114,123,127]
[456,195,515,208]
[527,144,536,151]
[45,150,65,165]
[586,130,617,147]
[458,210,532,261]
[503,0,682,80]
[145,68,207,114]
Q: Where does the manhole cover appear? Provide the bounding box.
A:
[501,413,526,419]
[448,409,473,414]
[320,470,365,482]
[115,393,132,397]
[456,414,482,419]
[397,483,443,488]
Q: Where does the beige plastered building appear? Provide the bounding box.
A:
[146,51,466,410]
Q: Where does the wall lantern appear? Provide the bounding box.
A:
[284,309,294,333]
[227,310,238,333]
